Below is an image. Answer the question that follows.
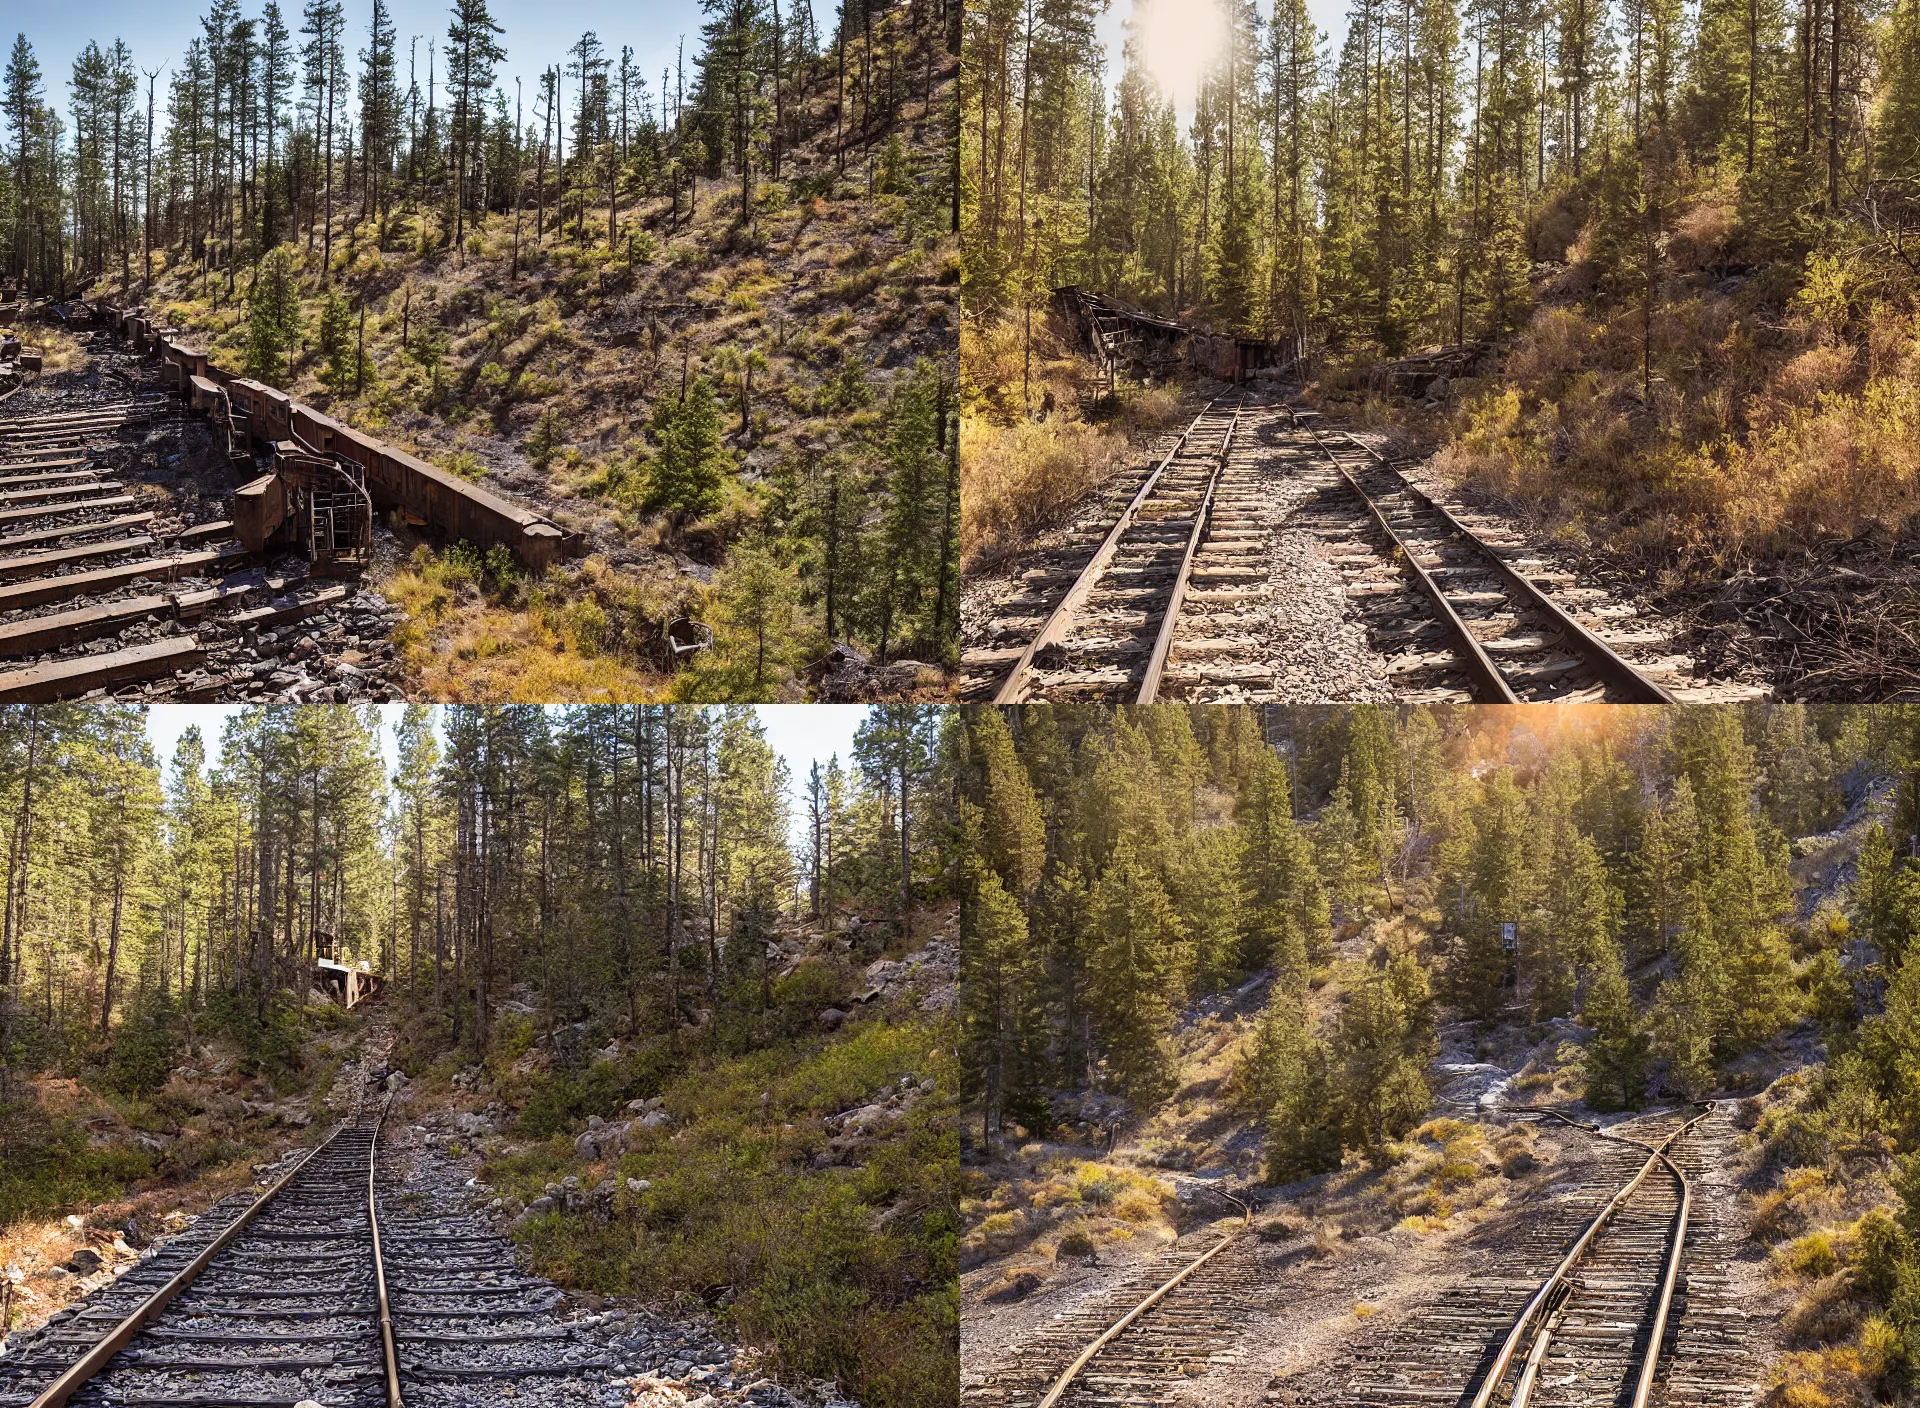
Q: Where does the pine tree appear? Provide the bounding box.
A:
[707,538,800,694]
[1248,985,1343,1181]
[1086,836,1185,1105]
[973,707,1046,900]
[645,377,734,520]
[1170,825,1246,993]
[446,0,506,260]
[1239,743,1311,981]
[1582,934,1648,1109]
[316,284,356,391]
[1316,769,1366,920]
[961,849,1050,1141]
[1446,769,1527,1022]
[1334,952,1432,1158]
[244,246,303,382]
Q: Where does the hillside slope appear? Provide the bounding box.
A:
[104,17,957,702]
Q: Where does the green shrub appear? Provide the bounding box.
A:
[1855,1210,1908,1303]
[515,1046,678,1138]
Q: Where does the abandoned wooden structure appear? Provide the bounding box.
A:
[313,931,384,1008]
[1052,287,1302,390]
[97,299,583,571]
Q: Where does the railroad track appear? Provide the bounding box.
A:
[983,396,1251,703]
[0,333,399,702]
[0,1027,614,1408]
[1293,411,1677,704]
[1273,1105,1724,1408]
[967,400,1760,703]
[961,1185,1255,1408]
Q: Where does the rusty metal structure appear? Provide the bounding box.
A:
[1365,340,1500,398]
[0,321,403,701]
[98,299,582,571]
[1052,287,1302,390]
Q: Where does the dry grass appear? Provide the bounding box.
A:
[1424,245,1920,570]
[960,315,1183,570]
[960,1154,1182,1272]
[382,547,679,701]
[1375,1118,1505,1230]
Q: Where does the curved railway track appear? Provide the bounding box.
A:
[0,1028,614,1408]
[971,398,1738,704]
[1467,1106,1709,1408]
[968,1106,1724,1408]
[1274,1105,1720,1408]
[962,1185,1256,1408]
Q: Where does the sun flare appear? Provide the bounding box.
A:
[1129,0,1228,107]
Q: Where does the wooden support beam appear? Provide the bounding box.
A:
[0,592,172,656]
[0,493,141,527]
[0,635,202,701]
[0,546,244,611]
[0,535,156,580]
[0,512,155,552]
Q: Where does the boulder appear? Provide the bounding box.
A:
[588,1178,618,1223]
[528,1196,555,1216]
[625,1178,652,1195]
[67,1248,102,1272]
[818,1007,848,1031]
[551,1022,589,1062]
[574,1129,604,1161]
[639,1109,673,1130]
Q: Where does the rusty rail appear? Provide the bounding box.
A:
[1033,1185,1251,1408]
[1307,419,1677,705]
[370,1096,406,1408]
[26,1111,405,1408]
[991,398,1225,705]
[1470,1104,1712,1408]
[1137,403,1241,703]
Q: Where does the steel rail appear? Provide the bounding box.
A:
[26,1127,348,1408]
[369,1095,407,1408]
[1299,415,1518,703]
[991,398,1225,705]
[1470,1105,1712,1408]
[1136,401,1242,704]
[1033,1186,1250,1408]
[26,1110,407,1408]
[1323,423,1677,705]
[1630,1138,1697,1408]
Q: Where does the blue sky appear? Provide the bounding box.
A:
[146,704,870,846]
[11,0,710,128]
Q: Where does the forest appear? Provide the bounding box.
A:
[956,704,1879,1149]
[1,0,960,697]
[0,702,958,1404]
[960,0,1920,574]
[954,704,1920,1391]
